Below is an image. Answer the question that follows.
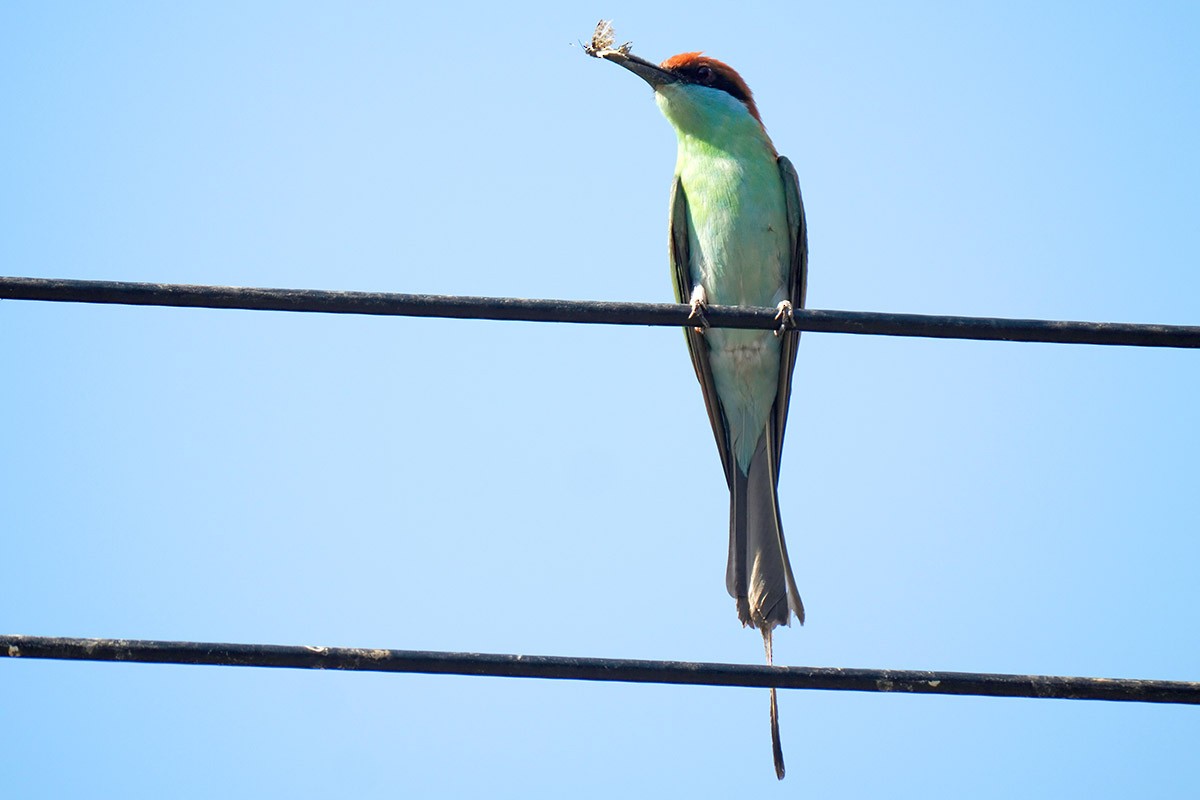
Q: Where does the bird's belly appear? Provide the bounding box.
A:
[690,220,788,472]
[683,164,791,472]
[706,328,781,471]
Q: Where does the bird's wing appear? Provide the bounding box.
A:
[756,155,808,626]
[772,155,809,463]
[669,176,735,489]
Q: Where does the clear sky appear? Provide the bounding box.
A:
[3,3,1199,797]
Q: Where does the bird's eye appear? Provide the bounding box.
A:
[696,65,714,84]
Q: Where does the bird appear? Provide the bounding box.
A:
[590,29,808,780]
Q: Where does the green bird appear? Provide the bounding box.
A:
[591,33,808,779]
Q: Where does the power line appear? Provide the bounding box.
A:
[3,275,1199,347]
[2,634,1196,704]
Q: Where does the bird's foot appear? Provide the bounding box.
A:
[688,285,709,334]
[774,301,795,337]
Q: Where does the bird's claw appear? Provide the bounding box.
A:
[774,301,795,337]
[688,299,709,330]
[688,297,709,334]
[686,286,710,334]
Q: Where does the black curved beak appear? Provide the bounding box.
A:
[600,51,675,89]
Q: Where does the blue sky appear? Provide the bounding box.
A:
[3,3,1198,796]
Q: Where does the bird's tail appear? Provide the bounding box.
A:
[726,430,802,781]
[725,432,804,630]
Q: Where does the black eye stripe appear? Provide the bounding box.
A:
[676,65,751,106]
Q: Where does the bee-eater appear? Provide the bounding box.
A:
[590,31,808,779]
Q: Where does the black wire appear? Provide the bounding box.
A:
[3,276,1199,347]
[4,279,1197,706]
[2,635,1196,704]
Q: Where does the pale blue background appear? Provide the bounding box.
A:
[3,3,1199,796]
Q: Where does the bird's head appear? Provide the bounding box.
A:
[598,49,771,151]
[606,51,762,122]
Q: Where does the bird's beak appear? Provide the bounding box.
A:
[600,51,675,89]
